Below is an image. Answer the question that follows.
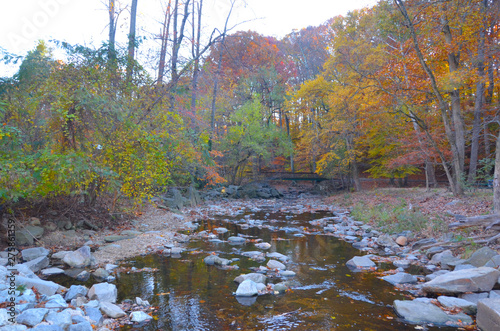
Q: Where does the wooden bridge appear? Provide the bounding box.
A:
[260,171,330,183]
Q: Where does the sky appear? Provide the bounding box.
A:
[0,0,378,76]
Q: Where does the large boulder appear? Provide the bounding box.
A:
[466,247,499,267]
[393,299,472,326]
[235,279,259,297]
[88,283,117,303]
[15,276,62,296]
[477,298,500,331]
[437,296,477,314]
[62,246,96,268]
[422,267,500,294]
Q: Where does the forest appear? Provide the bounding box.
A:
[0,0,499,212]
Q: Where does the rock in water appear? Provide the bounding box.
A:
[346,256,375,270]
[88,283,117,303]
[235,279,258,297]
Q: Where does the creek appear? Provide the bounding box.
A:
[110,204,457,330]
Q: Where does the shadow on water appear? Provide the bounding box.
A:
[62,208,460,330]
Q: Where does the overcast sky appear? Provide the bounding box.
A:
[1,0,378,75]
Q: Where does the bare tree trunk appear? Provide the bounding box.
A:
[494,131,500,213]
[168,0,191,111]
[158,0,172,85]
[468,0,487,183]
[210,1,235,133]
[126,0,138,82]
[108,0,117,65]
[190,0,203,116]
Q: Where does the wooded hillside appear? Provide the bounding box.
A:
[0,0,498,211]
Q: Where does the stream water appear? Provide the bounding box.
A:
[109,206,457,331]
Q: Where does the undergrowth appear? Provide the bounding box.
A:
[351,198,447,235]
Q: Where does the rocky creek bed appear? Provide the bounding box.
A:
[2,191,500,330]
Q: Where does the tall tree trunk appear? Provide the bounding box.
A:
[108,0,117,66]
[158,0,172,85]
[126,0,138,82]
[395,0,464,196]
[494,131,500,213]
[468,0,487,183]
[190,0,203,116]
[169,0,191,111]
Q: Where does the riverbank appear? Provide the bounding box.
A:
[2,185,499,330]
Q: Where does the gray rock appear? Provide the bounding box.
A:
[425,246,446,258]
[346,256,375,270]
[0,309,10,327]
[454,264,476,271]
[13,264,38,279]
[235,279,258,297]
[460,292,489,304]
[382,272,418,285]
[423,267,500,294]
[51,251,70,260]
[84,306,103,324]
[32,325,64,331]
[65,285,88,301]
[130,311,152,323]
[204,255,230,266]
[99,302,125,318]
[105,264,118,272]
[75,270,90,282]
[135,297,150,307]
[280,270,296,277]
[228,236,245,244]
[490,290,500,300]
[23,256,49,273]
[425,270,450,282]
[69,321,93,331]
[45,310,72,330]
[466,247,499,267]
[15,276,61,296]
[92,268,110,281]
[62,246,95,268]
[393,300,472,326]
[438,296,477,314]
[88,283,117,303]
[266,252,289,262]
[430,250,464,269]
[477,298,500,331]
[393,260,411,269]
[0,325,28,331]
[255,242,271,250]
[16,226,44,245]
[40,267,65,276]
[16,308,49,327]
[45,294,68,308]
[215,227,228,234]
[21,247,50,262]
[412,238,436,250]
[234,273,267,284]
[267,259,286,270]
[376,234,398,248]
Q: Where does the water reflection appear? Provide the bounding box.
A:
[114,209,456,331]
